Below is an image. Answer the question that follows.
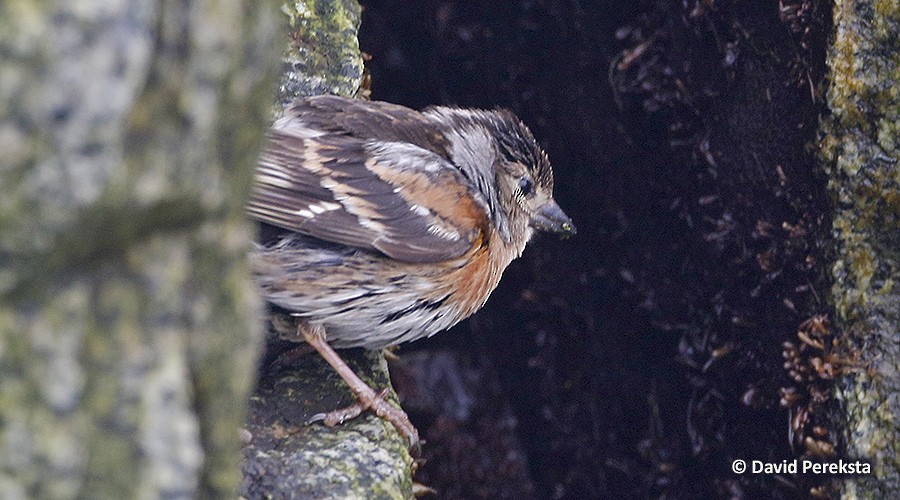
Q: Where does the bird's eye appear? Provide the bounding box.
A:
[518,176,534,196]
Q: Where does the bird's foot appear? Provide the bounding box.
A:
[310,388,421,456]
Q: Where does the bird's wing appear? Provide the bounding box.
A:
[248,121,490,263]
[273,95,454,157]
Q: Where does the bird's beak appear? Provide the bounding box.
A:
[531,200,576,237]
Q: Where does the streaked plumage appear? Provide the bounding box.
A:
[248,95,574,349]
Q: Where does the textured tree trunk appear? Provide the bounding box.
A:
[822,0,900,497]
[0,1,279,497]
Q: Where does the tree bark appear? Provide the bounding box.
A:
[822,0,900,497]
[0,1,279,497]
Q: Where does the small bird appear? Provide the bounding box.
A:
[248,95,574,450]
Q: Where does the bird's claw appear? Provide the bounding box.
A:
[307,388,421,455]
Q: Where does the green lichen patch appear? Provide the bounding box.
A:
[277,0,365,104]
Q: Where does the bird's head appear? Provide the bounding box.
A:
[489,111,575,244]
[428,107,575,248]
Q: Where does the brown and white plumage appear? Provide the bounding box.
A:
[248,95,574,349]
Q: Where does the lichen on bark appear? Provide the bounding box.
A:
[821,0,900,497]
[276,0,366,106]
[242,349,413,499]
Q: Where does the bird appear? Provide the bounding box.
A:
[247,95,575,451]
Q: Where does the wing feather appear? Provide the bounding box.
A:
[274,95,453,157]
[248,108,489,263]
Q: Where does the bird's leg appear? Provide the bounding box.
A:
[298,322,420,453]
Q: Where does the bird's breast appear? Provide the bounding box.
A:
[438,231,522,320]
